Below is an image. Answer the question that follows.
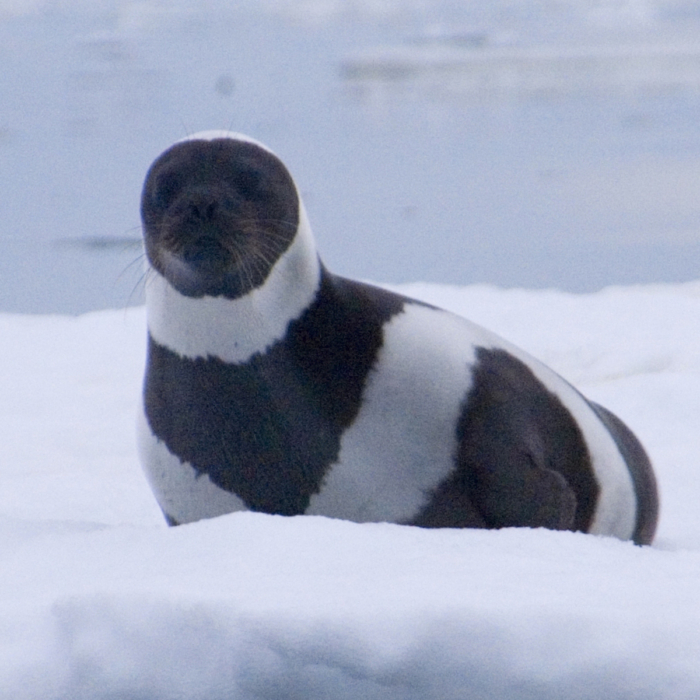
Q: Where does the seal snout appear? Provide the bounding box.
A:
[186,195,221,224]
[169,187,243,259]
[181,235,230,270]
[151,185,240,293]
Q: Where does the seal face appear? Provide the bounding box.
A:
[138,131,659,545]
[141,136,299,299]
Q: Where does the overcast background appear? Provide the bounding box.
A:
[2,0,700,313]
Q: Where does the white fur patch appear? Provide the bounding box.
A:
[137,406,247,524]
[178,130,273,152]
[307,304,486,523]
[145,204,321,363]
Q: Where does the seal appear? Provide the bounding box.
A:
[137,130,659,544]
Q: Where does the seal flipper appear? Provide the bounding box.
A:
[164,512,180,527]
[589,402,658,545]
[409,476,489,529]
[411,428,578,530]
[452,347,597,531]
[468,450,578,530]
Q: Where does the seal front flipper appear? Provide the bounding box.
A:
[452,347,597,532]
[410,436,578,530]
[470,450,578,530]
[164,512,180,527]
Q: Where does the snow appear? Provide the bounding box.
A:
[1,281,700,698]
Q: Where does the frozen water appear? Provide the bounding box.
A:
[1,280,699,697]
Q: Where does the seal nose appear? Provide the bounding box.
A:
[187,197,218,223]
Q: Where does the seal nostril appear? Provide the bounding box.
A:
[188,199,218,222]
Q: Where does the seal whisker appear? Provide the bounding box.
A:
[118,249,148,280]
[229,240,257,294]
[131,266,150,297]
[248,253,276,282]
[251,241,289,261]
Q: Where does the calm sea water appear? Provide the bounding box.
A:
[1,1,700,313]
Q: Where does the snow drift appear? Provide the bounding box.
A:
[1,281,699,699]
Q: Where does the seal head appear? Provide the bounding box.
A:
[141,137,299,299]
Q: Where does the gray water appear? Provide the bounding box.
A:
[2,0,700,314]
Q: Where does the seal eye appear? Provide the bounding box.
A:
[236,170,266,202]
[154,172,182,210]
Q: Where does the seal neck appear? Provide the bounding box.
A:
[145,204,321,364]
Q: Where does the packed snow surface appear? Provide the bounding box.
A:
[2,281,700,699]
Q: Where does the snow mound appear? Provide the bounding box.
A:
[2,281,700,699]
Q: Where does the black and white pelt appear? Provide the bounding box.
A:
[137,131,658,544]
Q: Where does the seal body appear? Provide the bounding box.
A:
[138,130,658,544]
